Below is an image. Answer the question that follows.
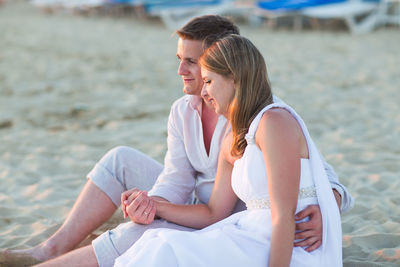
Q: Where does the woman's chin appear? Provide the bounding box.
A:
[215,108,227,117]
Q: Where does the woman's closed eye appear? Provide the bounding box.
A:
[188,59,197,64]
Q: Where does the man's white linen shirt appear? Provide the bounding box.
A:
[148,95,228,206]
[148,95,354,213]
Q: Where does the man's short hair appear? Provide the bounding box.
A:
[176,15,240,41]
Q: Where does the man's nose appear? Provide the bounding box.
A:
[177,61,188,76]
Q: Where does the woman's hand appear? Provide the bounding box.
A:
[121,189,157,224]
[121,188,140,219]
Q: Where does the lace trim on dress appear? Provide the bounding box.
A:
[246,186,317,210]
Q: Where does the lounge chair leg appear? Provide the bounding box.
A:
[294,15,302,31]
[266,17,277,29]
[309,17,320,31]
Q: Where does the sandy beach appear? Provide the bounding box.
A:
[0,1,399,266]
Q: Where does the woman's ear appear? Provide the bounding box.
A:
[231,76,237,92]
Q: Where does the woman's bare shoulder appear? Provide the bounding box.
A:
[256,108,302,145]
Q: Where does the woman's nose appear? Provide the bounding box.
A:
[201,84,208,98]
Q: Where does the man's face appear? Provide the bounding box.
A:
[176,38,204,96]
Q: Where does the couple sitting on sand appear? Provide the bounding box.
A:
[9,15,353,267]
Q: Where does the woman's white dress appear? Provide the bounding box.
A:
[114,102,342,267]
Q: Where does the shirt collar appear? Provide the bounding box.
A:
[186,95,203,115]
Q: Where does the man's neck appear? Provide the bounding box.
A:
[201,100,219,156]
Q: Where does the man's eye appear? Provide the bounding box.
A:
[204,80,211,84]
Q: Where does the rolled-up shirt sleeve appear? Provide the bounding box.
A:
[148,104,196,205]
[320,152,354,213]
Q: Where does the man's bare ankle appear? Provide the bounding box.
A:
[40,240,63,260]
[12,241,60,261]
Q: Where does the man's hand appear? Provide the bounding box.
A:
[333,189,342,209]
[294,205,322,252]
[124,191,157,225]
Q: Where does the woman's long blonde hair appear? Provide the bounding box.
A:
[199,35,273,157]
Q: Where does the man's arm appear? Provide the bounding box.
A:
[147,101,197,205]
[321,154,354,213]
[294,152,353,252]
[124,101,197,224]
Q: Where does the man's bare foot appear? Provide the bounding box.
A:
[0,249,41,267]
[3,241,59,263]
[1,233,98,266]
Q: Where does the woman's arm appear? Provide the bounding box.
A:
[155,133,238,229]
[257,108,305,267]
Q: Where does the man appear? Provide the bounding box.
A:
[14,15,352,267]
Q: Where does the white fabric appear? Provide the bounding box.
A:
[148,95,230,205]
[114,103,342,267]
[92,219,195,267]
[149,94,353,212]
[88,146,163,207]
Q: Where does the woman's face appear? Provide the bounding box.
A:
[201,68,235,117]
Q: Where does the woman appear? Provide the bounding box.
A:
[115,35,342,266]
